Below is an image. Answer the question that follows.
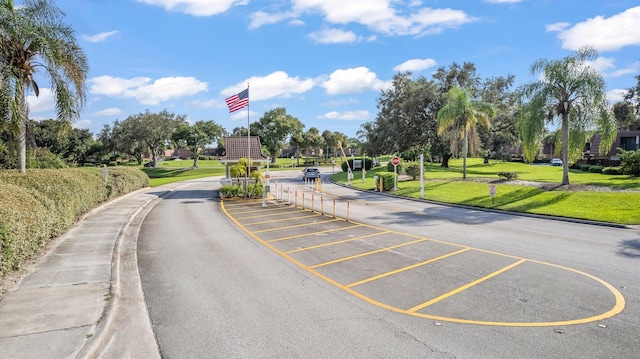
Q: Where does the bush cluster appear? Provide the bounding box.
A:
[0,167,149,277]
[620,150,640,176]
[220,182,263,199]
[588,165,604,173]
[497,171,518,180]
[405,163,421,180]
[374,172,397,191]
[602,166,623,175]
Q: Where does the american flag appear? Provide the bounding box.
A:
[225,88,249,113]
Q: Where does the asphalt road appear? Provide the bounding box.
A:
[138,170,640,358]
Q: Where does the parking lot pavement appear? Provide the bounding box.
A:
[222,197,625,327]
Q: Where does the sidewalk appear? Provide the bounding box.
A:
[0,183,186,359]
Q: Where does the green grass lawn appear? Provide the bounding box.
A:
[331,158,640,225]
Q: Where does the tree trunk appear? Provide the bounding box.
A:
[561,111,570,185]
[18,94,28,173]
[18,124,26,173]
[441,153,451,168]
[462,127,468,180]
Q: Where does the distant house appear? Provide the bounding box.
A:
[584,130,640,165]
[219,136,269,178]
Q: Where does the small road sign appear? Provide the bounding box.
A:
[392,156,400,166]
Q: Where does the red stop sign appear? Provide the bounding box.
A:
[392,156,400,166]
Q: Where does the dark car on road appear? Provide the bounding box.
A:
[302,167,321,180]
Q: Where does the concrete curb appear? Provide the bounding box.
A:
[78,183,192,358]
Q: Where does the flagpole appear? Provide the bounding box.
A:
[247,82,251,187]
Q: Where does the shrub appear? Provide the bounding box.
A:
[588,165,603,173]
[602,166,623,175]
[32,148,67,169]
[405,163,421,180]
[619,149,640,176]
[246,182,263,198]
[374,172,397,191]
[579,164,591,171]
[220,184,241,198]
[0,167,149,277]
[497,171,518,180]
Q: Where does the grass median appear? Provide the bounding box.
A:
[331,158,640,225]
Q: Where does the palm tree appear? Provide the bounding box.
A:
[437,86,495,179]
[517,46,616,185]
[0,0,88,172]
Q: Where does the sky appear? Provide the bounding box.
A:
[26,0,640,140]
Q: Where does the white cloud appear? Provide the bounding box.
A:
[254,0,475,36]
[607,89,627,103]
[73,119,92,129]
[81,31,118,43]
[93,107,122,116]
[27,88,55,113]
[89,75,207,105]
[555,6,640,51]
[393,58,437,72]
[586,58,640,78]
[545,22,570,32]
[249,11,297,29]
[586,57,615,73]
[321,67,391,95]
[221,71,315,103]
[319,110,370,121]
[136,0,248,16]
[308,28,359,44]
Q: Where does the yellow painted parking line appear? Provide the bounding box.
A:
[244,213,320,226]
[346,248,471,288]
[309,237,432,269]
[220,199,626,327]
[408,259,527,313]
[267,224,364,243]
[225,206,290,216]
[233,206,294,219]
[252,218,342,233]
[285,231,391,254]
[266,224,363,243]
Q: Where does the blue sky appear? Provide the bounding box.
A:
[27,0,640,139]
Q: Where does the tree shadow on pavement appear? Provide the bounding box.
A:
[618,239,640,259]
[148,189,219,203]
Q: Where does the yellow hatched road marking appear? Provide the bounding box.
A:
[244,213,320,226]
[267,224,364,243]
[407,258,527,313]
[220,199,626,327]
[253,218,342,233]
[346,248,471,288]
[285,231,391,254]
[233,206,295,219]
[309,237,431,269]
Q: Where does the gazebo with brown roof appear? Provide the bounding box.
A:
[219,136,269,178]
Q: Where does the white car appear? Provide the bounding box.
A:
[302,167,321,180]
[551,158,563,166]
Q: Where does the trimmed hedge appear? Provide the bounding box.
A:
[602,166,623,175]
[374,171,397,191]
[0,167,149,277]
